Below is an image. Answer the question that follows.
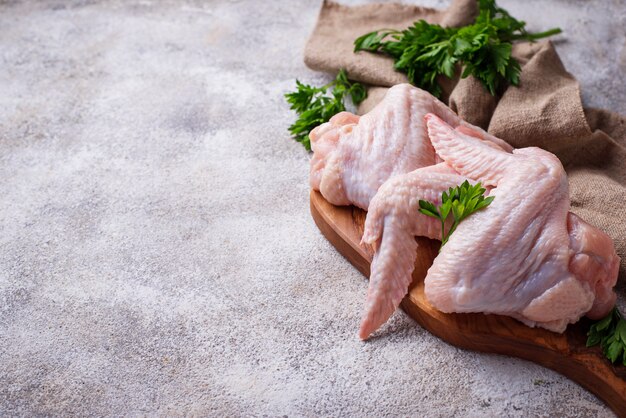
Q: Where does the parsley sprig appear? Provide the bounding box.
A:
[353,0,561,97]
[418,180,494,248]
[587,307,626,365]
[284,69,366,150]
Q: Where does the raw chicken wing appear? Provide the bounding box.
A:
[423,114,619,332]
[309,84,511,210]
[359,163,468,339]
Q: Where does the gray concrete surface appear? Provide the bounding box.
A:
[0,0,624,416]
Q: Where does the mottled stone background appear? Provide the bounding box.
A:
[0,0,624,416]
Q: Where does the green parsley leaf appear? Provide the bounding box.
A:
[418,180,494,249]
[418,200,440,219]
[353,0,561,97]
[284,69,367,150]
[587,307,626,365]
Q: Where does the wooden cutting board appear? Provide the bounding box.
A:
[310,190,626,416]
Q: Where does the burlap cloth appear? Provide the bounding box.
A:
[304,0,626,282]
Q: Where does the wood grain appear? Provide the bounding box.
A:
[310,190,626,416]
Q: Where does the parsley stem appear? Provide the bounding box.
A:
[447,223,459,241]
[440,218,446,247]
[510,27,562,41]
